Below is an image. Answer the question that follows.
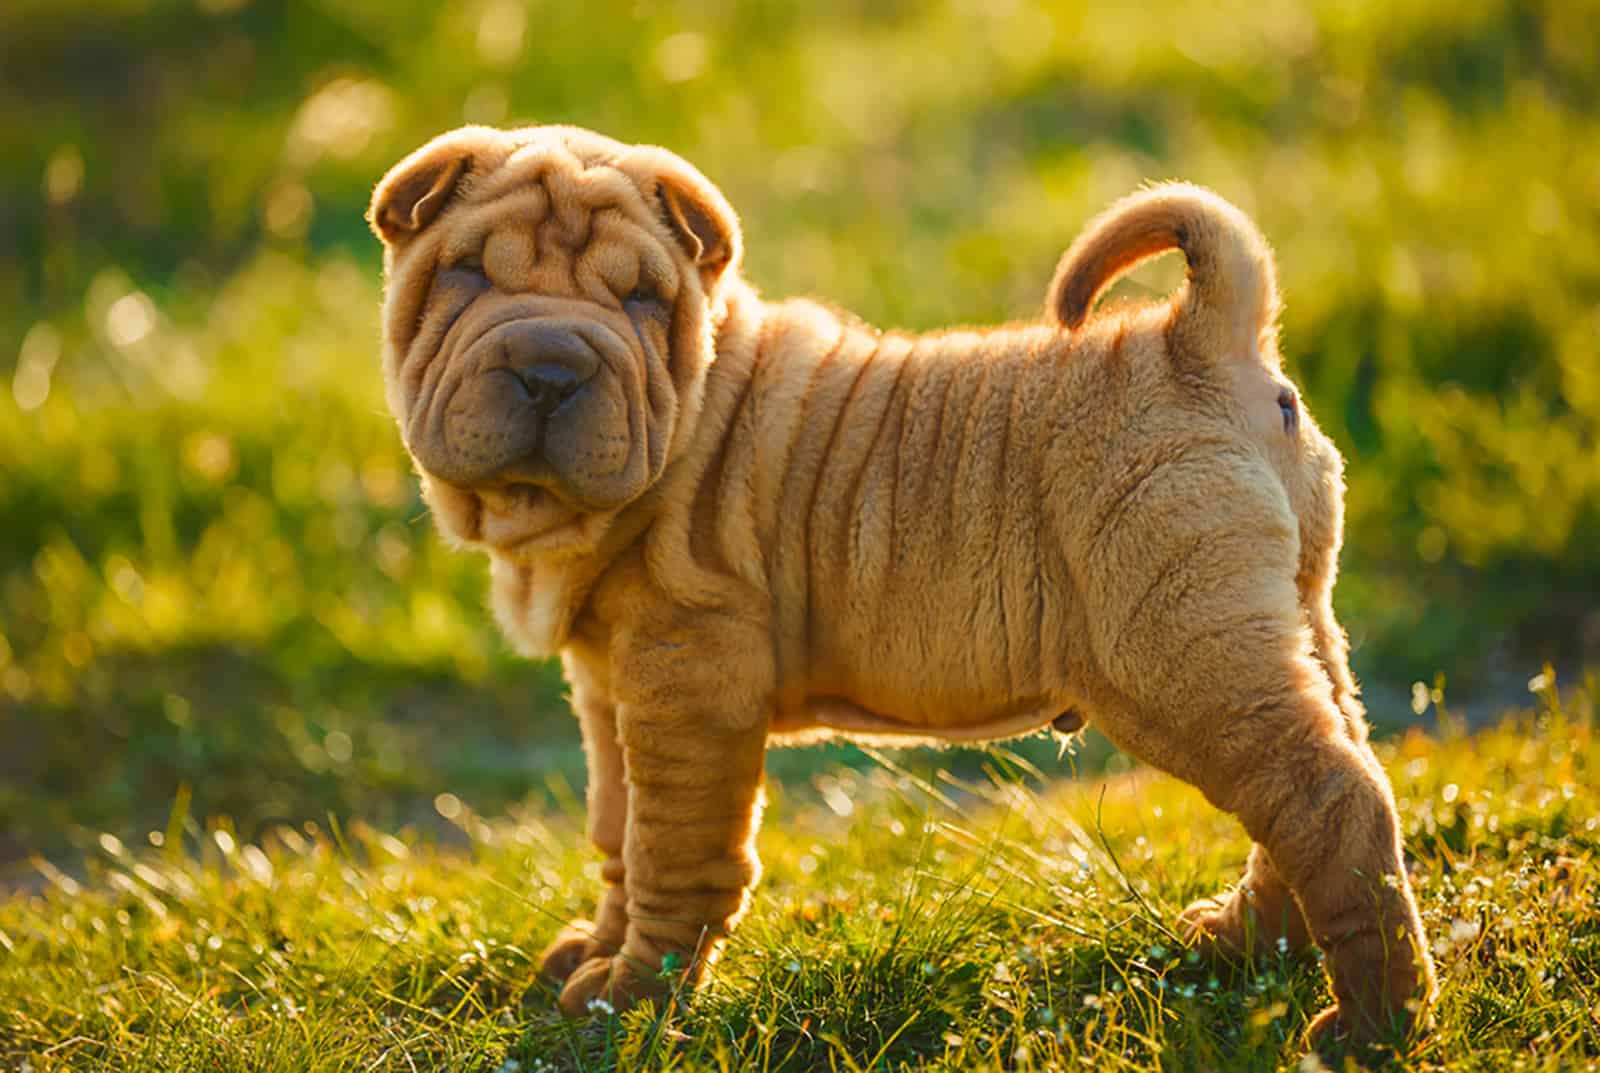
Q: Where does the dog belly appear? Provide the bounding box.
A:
[783,694,1069,745]
[768,681,1081,748]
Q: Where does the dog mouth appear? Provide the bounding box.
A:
[475,481,579,551]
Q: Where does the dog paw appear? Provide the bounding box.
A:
[1177,896,1252,959]
[557,953,671,1017]
[1303,1004,1394,1065]
[1178,893,1311,961]
[539,919,617,983]
[1303,999,1426,1063]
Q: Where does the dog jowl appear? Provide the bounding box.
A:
[368,125,1437,1051]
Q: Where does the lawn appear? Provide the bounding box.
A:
[4,680,1595,1071]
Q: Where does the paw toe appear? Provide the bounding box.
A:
[539,920,609,982]
[1178,897,1242,957]
[557,956,612,1017]
[557,954,669,1017]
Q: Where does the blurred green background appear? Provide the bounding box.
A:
[2,0,1597,870]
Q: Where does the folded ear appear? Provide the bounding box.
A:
[368,138,475,245]
[658,170,740,284]
[623,148,742,288]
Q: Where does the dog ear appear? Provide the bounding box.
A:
[1046,183,1279,361]
[617,147,742,287]
[368,142,473,245]
[656,168,741,286]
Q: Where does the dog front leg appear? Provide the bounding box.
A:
[557,703,767,1015]
[539,675,629,982]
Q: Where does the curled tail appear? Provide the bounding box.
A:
[1046,182,1280,362]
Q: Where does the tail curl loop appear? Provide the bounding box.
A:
[1047,182,1280,362]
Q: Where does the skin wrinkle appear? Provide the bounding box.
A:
[412,376,463,475]
[763,314,848,699]
[1111,531,1209,657]
[1014,334,1047,689]
[990,346,1018,694]
[636,310,732,569]
[408,286,484,434]
[641,315,681,484]
[801,329,879,653]
[637,331,751,615]
[922,346,959,502]
[685,400,734,578]
[845,335,913,593]
[1089,451,1168,548]
[369,128,1436,1051]
[719,348,766,587]
[697,331,764,588]
[738,313,798,559]
[399,286,448,403]
[947,337,991,533]
[880,338,920,607]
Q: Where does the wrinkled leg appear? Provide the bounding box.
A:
[1081,499,1436,1049]
[1219,698,1434,1048]
[1303,566,1372,747]
[540,665,630,982]
[558,705,767,1015]
[1181,579,1366,960]
[1108,671,1435,1047]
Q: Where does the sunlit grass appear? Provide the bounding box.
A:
[4,680,1595,1071]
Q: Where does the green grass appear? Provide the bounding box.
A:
[5,680,1596,1072]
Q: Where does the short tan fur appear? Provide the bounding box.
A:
[369,126,1436,1054]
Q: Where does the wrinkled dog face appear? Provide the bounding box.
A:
[368,126,741,557]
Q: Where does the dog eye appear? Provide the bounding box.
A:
[1277,388,1299,435]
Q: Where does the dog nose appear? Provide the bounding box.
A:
[514,362,582,416]
[495,321,601,416]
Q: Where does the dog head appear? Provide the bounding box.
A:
[369,125,741,558]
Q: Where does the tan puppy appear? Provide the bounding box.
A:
[368,125,1437,1050]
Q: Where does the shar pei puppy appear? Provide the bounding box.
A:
[368,125,1437,1050]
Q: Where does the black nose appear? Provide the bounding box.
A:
[515,362,582,416]
[493,321,601,416]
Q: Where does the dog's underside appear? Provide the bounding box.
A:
[369,125,1437,1053]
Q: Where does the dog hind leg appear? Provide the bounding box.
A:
[1101,659,1434,1047]
[1179,572,1370,960]
[1080,501,1436,1047]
